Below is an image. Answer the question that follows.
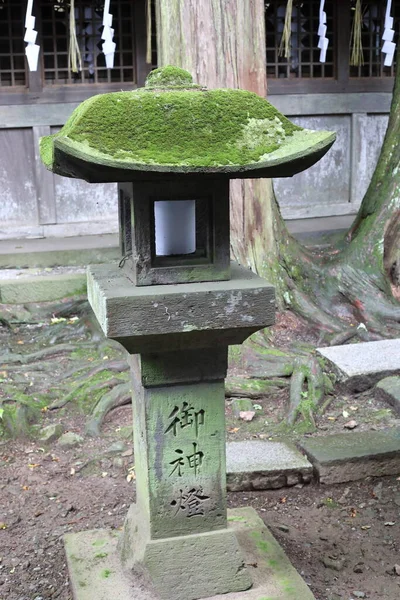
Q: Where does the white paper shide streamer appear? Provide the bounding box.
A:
[102,0,116,69]
[318,0,329,63]
[24,0,40,71]
[382,0,396,67]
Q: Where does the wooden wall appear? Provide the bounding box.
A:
[0,91,393,240]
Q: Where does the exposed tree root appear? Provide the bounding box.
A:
[287,356,324,426]
[0,344,82,366]
[85,382,132,437]
[48,360,129,410]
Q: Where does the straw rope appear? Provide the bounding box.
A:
[350,0,364,66]
[68,0,82,74]
[146,0,152,64]
[279,0,293,59]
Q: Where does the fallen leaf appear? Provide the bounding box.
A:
[385,522,396,526]
[350,508,357,518]
[253,404,262,411]
[279,497,287,504]
[16,340,24,345]
[70,467,75,476]
[101,472,108,478]
[28,463,41,469]
[327,416,336,421]
[239,410,256,422]
[350,406,359,411]
[41,406,48,412]
[22,486,29,491]
[344,420,358,430]
[342,410,350,418]
[360,525,371,530]
[228,427,240,433]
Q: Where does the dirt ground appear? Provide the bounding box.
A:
[1,433,400,600]
[1,299,400,600]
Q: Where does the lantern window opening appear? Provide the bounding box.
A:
[151,197,213,268]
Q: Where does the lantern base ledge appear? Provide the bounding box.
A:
[64,507,315,600]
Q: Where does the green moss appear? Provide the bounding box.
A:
[145,65,195,88]
[43,86,301,168]
[101,569,113,578]
[92,539,106,547]
[322,497,339,509]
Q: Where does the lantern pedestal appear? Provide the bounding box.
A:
[86,265,275,598]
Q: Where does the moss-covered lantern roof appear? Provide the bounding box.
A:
[40,65,336,183]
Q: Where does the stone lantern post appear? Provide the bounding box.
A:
[40,66,335,600]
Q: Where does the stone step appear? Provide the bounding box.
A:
[0,234,119,269]
[0,266,86,303]
[226,440,313,491]
[299,429,400,484]
[375,376,400,415]
[317,339,400,391]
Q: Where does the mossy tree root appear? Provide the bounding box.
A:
[287,356,324,426]
[49,360,129,410]
[0,344,82,366]
[85,382,132,437]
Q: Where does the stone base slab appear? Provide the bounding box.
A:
[299,429,400,484]
[226,441,313,491]
[64,507,315,600]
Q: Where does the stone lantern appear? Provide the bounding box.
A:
[40,66,335,600]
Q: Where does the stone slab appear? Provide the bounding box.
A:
[299,429,400,484]
[226,441,313,491]
[0,272,87,303]
[64,507,315,600]
[375,376,400,415]
[317,339,400,391]
[0,234,119,268]
[88,261,275,353]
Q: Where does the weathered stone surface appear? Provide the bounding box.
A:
[231,398,254,418]
[226,441,313,491]
[57,432,84,449]
[39,423,64,443]
[299,429,400,484]
[138,348,227,387]
[124,364,227,541]
[317,340,400,392]
[0,273,86,304]
[375,376,400,415]
[87,261,275,353]
[64,507,316,600]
